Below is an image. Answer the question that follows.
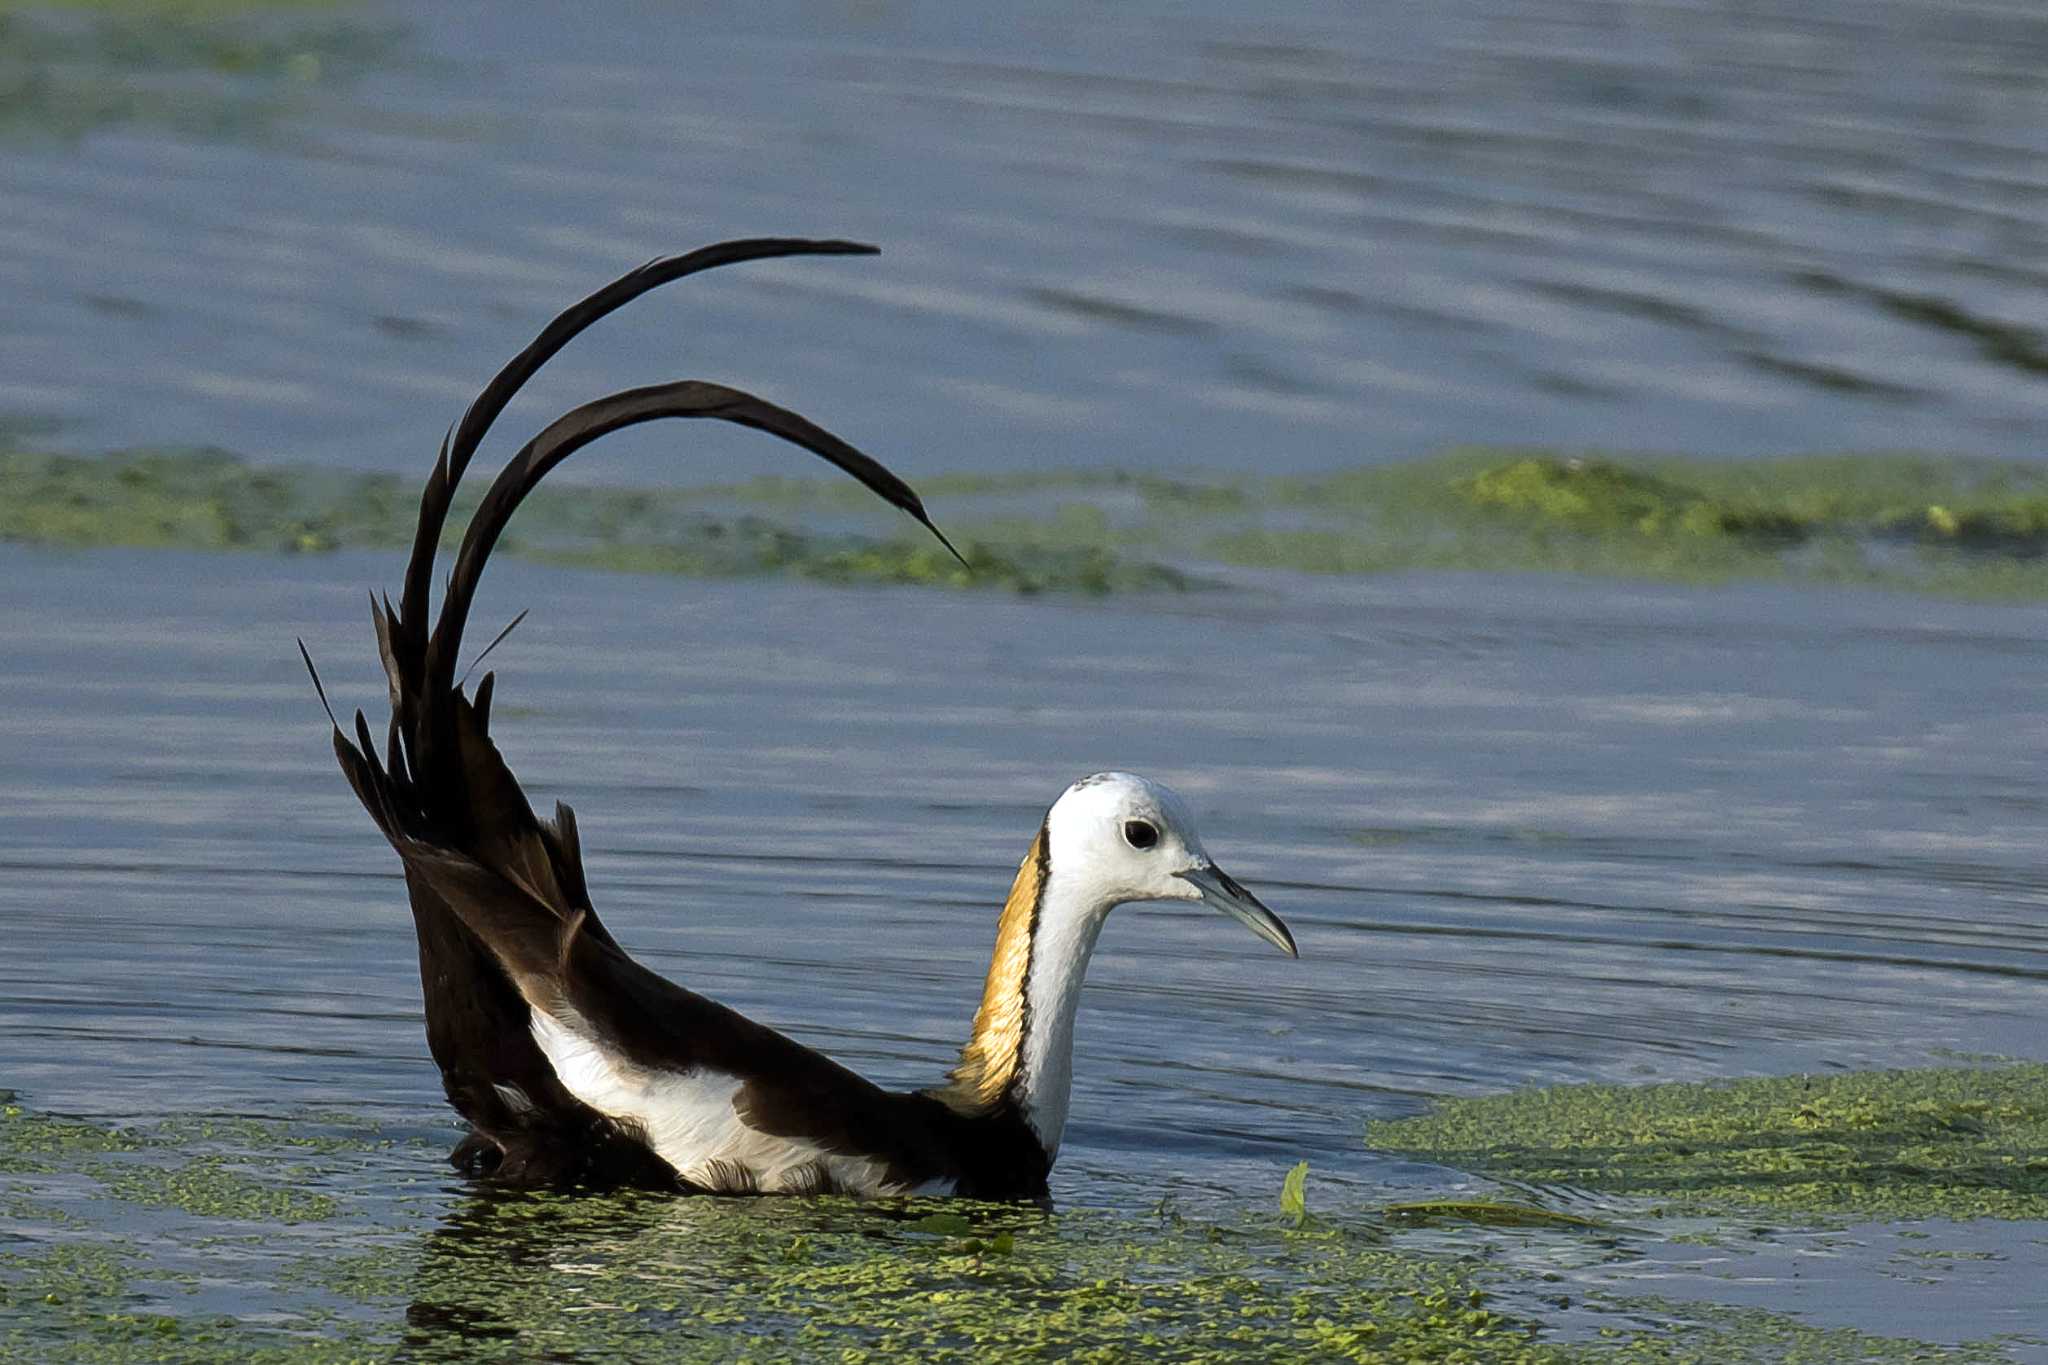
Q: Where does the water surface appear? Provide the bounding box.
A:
[5,0,2048,1353]
[3,0,2046,483]
[2,545,2045,1350]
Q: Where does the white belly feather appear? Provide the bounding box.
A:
[529,1008,932,1196]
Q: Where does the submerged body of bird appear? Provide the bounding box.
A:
[305,238,1296,1201]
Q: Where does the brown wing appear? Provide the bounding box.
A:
[396,843,964,1192]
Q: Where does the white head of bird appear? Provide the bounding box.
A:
[1042,774,1294,952]
[957,771,1295,1157]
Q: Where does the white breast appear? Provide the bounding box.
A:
[528,1008,940,1196]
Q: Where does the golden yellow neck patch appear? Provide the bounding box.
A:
[937,826,1048,1114]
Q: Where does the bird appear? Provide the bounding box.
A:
[304,237,1297,1201]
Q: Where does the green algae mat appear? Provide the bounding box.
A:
[0,1,414,151]
[14,444,2048,599]
[5,1068,2045,1361]
[1370,1062,2048,1223]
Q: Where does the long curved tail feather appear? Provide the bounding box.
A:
[397,237,880,683]
[423,375,956,707]
[309,238,953,1185]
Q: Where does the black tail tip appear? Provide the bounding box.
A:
[297,638,341,730]
[920,515,971,572]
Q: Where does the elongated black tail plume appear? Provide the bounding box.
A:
[422,378,955,703]
[396,238,882,672]
[314,238,957,1187]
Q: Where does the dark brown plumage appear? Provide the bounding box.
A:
[307,237,1295,1201]
[306,238,1046,1198]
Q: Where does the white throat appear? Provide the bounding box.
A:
[945,772,1214,1159]
[1011,865,1112,1155]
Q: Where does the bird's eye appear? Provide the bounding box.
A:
[1123,819,1159,850]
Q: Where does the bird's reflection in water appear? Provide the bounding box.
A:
[397,1182,1051,1356]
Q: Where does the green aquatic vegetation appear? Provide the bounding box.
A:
[1457,457,1810,541]
[305,1192,1548,1361]
[0,1239,366,1365]
[1380,1200,1610,1231]
[1279,1159,1310,1225]
[254,1188,2028,1361]
[0,448,415,555]
[0,1243,262,1365]
[19,443,2048,599]
[801,536,1196,595]
[0,1097,2024,1362]
[704,467,1132,508]
[150,1113,405,1157]
[1207,519,1784,586]
[1570,1298,2018,1365]
[1368,1062,2048,1221]
[538,529,1197,595]
[98,1155,337,1225]
[3,1102,337,1226]
[0,447,1193,595]
[1908,498,2048,552]
[0,1100,144,1173]
[0,4,406,148]
[1220,450,2048,597]
[1629,451,2048,561]
[699,468,1245,516]
[1,1243,136,1309]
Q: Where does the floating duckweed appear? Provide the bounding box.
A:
[0,448,413,556]
[1368,1063,2048,1220]
[1904,497,2048,551]
[0,447,1191,596]
[1458,457,1809,541]
[152,1114,397,1157]
[906,1210,975,1238]
[0,1097,2021,1361]
[353,1200,1554,1362]
[0,6,407,149]
[1229,448,2048,596]
[15,444,2048,597]
[794,536,1198,595]
[0,1103,145,1173]
[98,1155,337,1225]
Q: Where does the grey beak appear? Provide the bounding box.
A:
[1176,864,1298,958]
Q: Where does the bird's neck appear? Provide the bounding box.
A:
[937,824,1109,1157]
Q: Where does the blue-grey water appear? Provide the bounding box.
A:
[4,0,2048,1354]
[3,545,2046,1348]
[10,544,2048,1148]
[3,0,2047,483]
